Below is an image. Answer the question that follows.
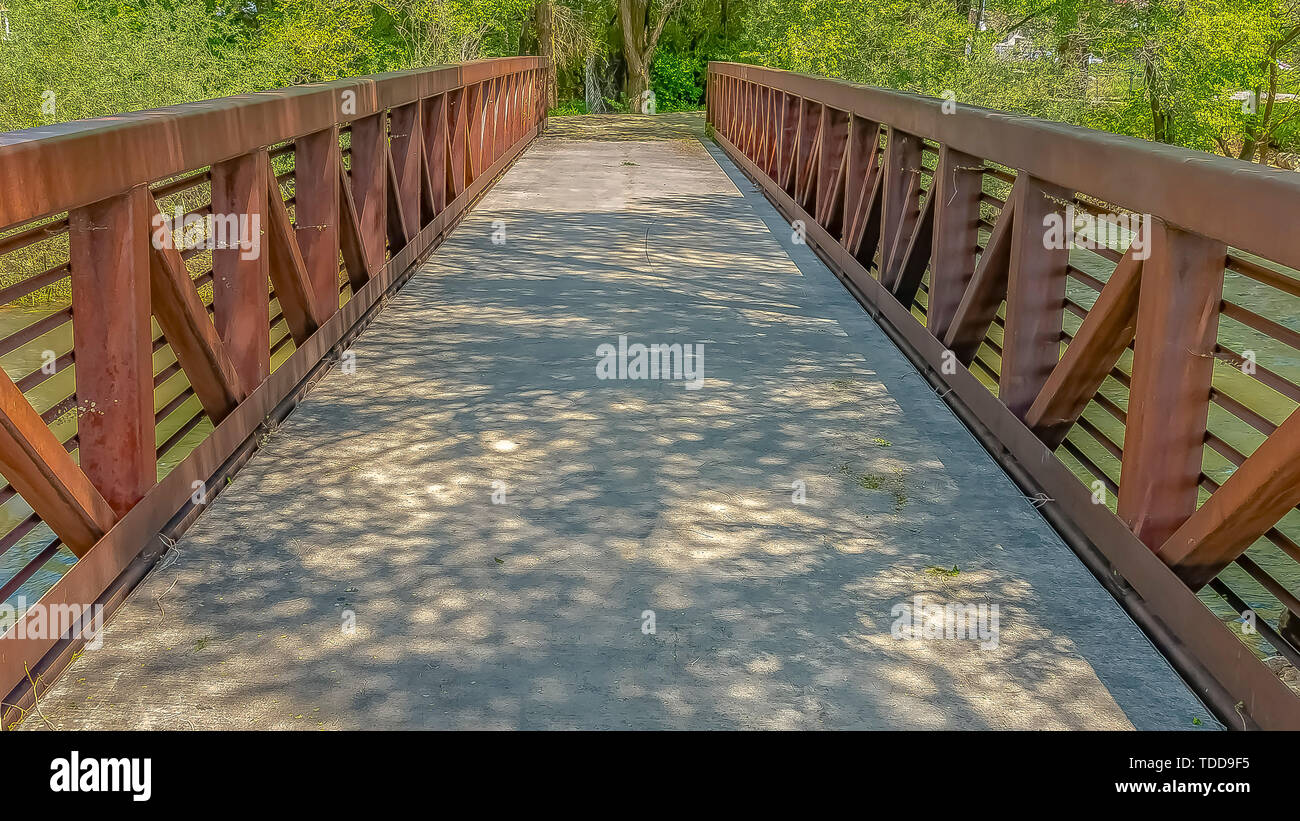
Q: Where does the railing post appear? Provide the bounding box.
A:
[927,146,983,341]
[514,71,522,137]
[745,82,758,158]
[446,88,468,200]
[726,77,738,141]
[350,113,388,273]
[767,88,779,179]
[1117,219,1225,549]
[499,76,511,152]
[390,102,424,239]
[507,73,519,147]
[815,107,850,236]
[706,68,714,127]
[734,78,744,143]
[522,70,531,135]
[424,94,449,217]
[294,127,342,321]
[467,83,485,185]
[841,116,878,251]
[999,175,1071,419]
[777,93,798,195]
[491,78,504,162]
[794,99,820,208]
[759,87,774,174]
[721,76,732,139]
[879,126,922,283]
[536,66,544,127]
[211,150,271,391]
[513,73,523,144]
[69,186,156,516]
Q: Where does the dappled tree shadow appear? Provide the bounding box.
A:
[21,123,1217,730]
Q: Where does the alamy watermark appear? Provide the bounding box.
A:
[0,598,104,650]
[151,207,261,261]
[50,752,151,801]
[596,335,705,390]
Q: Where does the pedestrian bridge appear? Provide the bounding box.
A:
[0,59,1297,729]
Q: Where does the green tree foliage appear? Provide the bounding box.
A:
[0,0,537,129]
[0,0,264,125]
[0,0,1296,164]
[650,50,703,109]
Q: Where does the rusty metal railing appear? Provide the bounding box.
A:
[0,57,548,725]
[709,61,1300,729]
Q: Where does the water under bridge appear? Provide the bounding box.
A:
[0,59,1297,729]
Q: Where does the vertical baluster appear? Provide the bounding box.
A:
[490,77,503,163]
[816,107,850,236]
[1118,220,1226,549]
[390,102,423,239]
[1000,175,1072,419]
[841,116,876,248]
[795,99,821,208]
[511,73,521,145]
[350,113,388,272]
[446,87,468,200]
[927,146,984,341]
[211,150,271,391]
[424,94,449,217]
[294,127,341,320]
[879,127,922,282]
[778,93,799,196]
[467,83,485,185]
[69,186,156,515]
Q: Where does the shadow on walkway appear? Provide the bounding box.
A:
[20,116,1216,730]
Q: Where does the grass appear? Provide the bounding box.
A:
[856,473,883,490]
[548,98,588,116]
[0,175,217,310]
[0,226,73,308]
[0,277,72,307]
[839,462,909,511]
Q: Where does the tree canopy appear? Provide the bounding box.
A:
[0,0,1297,164]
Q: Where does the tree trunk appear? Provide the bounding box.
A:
[1239,27,1299,164]
[620,0,651,109]
[626,59,650,111]
[618,0,681,111]
[1239,86,1259,161]
[534,0,557,109]
[1143,58,1172,143]
[1254,55,1281,164]
[1150,101,1171,143]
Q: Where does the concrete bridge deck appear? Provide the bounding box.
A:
[23,114,1215,730]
